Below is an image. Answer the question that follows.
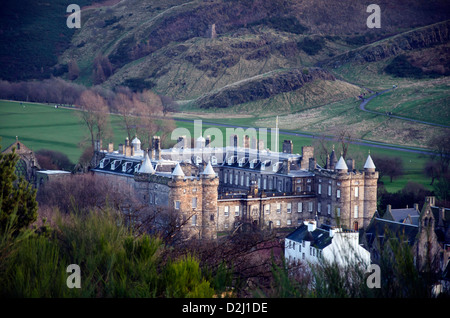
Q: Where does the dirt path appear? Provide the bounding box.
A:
[358,87,450,128]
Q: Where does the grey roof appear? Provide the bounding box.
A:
[138,152,155,174]
[171,163,185,177]
[286,224,333,249]
[388,208,420,226]
[202,161,216,176]
[364,154,376,169]
[335,156,348,170]
[364,217,418,248]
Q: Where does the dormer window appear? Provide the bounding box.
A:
[99,158,110,169]
[122,162,132,172]
[111,160,121,170]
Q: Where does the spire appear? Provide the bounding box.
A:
[138,151,155,174]
[364,153,376,170]
[335,155,348,171]
[201,161,216,178]
[172,163,185,178]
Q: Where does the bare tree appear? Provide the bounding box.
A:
[334,126,354,159]
[77,90,111,152]
[113,92,142,141]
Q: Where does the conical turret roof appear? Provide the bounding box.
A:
[138,151,155,174]
[364,154,376,170]
[201,161,216,177]
[172,163,185,178]
[335,156,348,171]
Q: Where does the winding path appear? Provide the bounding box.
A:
[359,87,450,128]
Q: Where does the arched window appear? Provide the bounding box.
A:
[15,159,27,178]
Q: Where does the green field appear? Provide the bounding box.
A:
[0,100,434,193]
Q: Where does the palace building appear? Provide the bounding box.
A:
[90,134,378,240]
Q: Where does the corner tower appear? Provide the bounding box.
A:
[201,161,219,240]
[363,153,378,228]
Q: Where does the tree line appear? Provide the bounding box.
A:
[0,77,179,168]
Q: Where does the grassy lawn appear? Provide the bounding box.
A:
[0,100,433,193]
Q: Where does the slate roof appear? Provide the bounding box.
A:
[364,217,418,248]
[92,155,143,176]
[286,224,333,250]
[387,208,420,226]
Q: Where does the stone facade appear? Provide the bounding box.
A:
[90,135,379,240]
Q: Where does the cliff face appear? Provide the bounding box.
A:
[195,68,335,109]
[323,20,450,68]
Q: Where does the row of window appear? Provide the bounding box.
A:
[286,240,322,260]
[219,202,347,217]
[317,184,360,199]
[175,200,359,219]
[222,171,290,192]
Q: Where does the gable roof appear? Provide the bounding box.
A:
[364,217,418,248]
[286,224,333,249]
[386,208,420,226]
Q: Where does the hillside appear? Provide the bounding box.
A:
[51,0,449,111]
[1,0,449,119]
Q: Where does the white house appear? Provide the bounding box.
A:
[285,220,370,268]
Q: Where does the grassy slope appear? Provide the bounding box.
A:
[0,100,433,192]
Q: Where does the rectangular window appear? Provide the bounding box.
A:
[308,202,313,212]
[298,202,303,213]
[235,174,239,185]
[224,206,229,216]
[355,187,359,198]
[337,189,341,199]
[191,214,197,226]
[318,184,322,194]
[354,205,359,218]
[175,201,181,210]
[229,173,233,184]
[246,176,250,187]
[318,202,321,213]
[328,185,332,196]
[287,203,292,213]
[287,219,292,226]
[265,204,270,214]
[296,186,302,192]
[258,177,261,188]
[263,178,267,190]
[235,206,240,216]
[337,207,341,217]
[276,220,281,226]
[277,203,281,213]
[327,204,331,215]
[224,173,227,184]
[241,175,244,186]
[192,197,197,209]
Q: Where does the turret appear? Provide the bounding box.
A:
[335,156,348,174]
[201,161,218,240]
